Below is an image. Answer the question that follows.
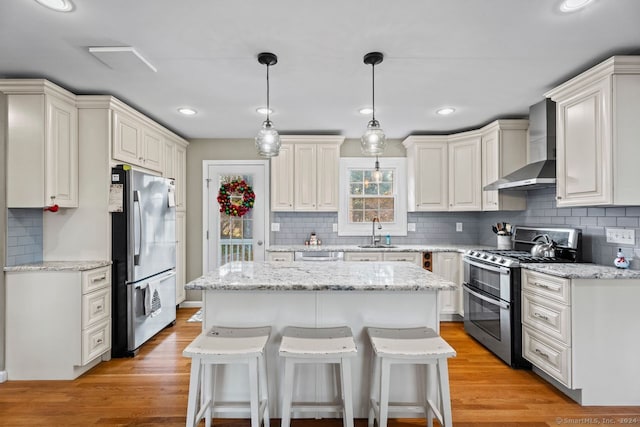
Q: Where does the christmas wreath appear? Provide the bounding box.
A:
[217,179,255,217]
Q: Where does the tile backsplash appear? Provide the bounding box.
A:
[6,208,43,266]
[272,187,640,266]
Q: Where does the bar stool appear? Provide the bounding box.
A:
[183,326,271,427]
[366,326,456,427]
[279,326,358,427]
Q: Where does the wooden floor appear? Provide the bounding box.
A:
[1,308,639,426]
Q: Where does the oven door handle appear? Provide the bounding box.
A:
[462,283,510,310]
[463,258,511,275]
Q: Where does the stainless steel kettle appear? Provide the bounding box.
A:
[531,234,556,257]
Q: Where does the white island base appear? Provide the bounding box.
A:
[201,289,441,418]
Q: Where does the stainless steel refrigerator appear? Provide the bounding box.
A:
[111,166,176,357]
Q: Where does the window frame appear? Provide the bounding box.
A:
[338,157,407,236]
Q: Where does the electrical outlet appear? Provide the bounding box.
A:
[456,222,463,232]
[271,223,280,232]
[606,227,635,245]
[333,223,338,232]
[408,223,416,232]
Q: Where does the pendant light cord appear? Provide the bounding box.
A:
[266,64,271,122]
[371,63,376,122]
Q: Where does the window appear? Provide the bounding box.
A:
[338,157,407,236]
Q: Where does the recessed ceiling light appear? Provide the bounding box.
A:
[359,107,374,115]
[256,107,273,115]
[560,0,593,12]
[436,107,456,116]
[178,107,197,116]
[35,0,74,12]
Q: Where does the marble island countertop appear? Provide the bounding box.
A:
[185,260,457,291]
[267,244,493,253]
[4,260,112,272]
[522,263,640,279]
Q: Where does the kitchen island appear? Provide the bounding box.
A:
[185,260,456,418]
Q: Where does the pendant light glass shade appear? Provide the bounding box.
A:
[255,52,281,157]
[361,52,386,156]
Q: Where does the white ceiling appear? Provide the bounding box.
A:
[2,0,640,140]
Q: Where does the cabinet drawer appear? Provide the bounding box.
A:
[344,252,384,262]
[82,267,111,294]
[383,252,421,265]
[522,269,570,304]
[523,326,571,387]
[268,252,294,262]
[522,291,571,345]
[82,287,111,327]
[82,319,111,364]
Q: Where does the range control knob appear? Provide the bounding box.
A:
[490,256,497,262]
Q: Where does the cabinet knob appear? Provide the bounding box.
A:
[50,196,56,200]
[556,196,563,200]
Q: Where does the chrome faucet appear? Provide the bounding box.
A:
[371,217,382,246]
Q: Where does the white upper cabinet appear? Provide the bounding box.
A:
[113,109,164,173]
[403,136,449,211]
[481,120,528,211]
[448,134,482,211]
[2,80,78,208]
[163,136,187,211]
[270,135,344,211]
[546,56,640,207]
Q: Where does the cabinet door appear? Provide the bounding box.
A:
[45,95,78,207]
[434,252,460,315]
[268,252,294,262]
[481,129,500,211]
[141,128,164,172]
[383,252,421,266]
[175,143,187,211]
[414,142,448,211]
[449,137,481,211]
[270,143,294,210]
[176,211,186,305]
[344,252,384,262]
[113,111,142,165]
[316,144,340,210]
[163,140,176,179]
[556,79,611,206]
[294,144,317,210]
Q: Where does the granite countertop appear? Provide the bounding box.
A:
[185,260,457,291]
[4,260,112,272]
[267,244,493,253]
[522,263,640,279]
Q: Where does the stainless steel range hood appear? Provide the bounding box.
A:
[484,99,556,191]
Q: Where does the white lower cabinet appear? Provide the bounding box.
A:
[433,252,461,317]
[6,266,112,380]
[175,211,186,305]
[521,268,640,405]
[344,252,384,262]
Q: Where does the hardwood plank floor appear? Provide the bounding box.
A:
[0,307,638,426]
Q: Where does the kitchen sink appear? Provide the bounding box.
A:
[357,244,397,249]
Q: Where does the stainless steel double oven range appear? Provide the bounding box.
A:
[462,226,582,368]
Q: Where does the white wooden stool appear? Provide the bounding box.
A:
[279,326,358,427]
[366,326,456,427]
[182,326,271,427]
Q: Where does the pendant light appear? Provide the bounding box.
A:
[255,52,281,157]
[361,52,386,156]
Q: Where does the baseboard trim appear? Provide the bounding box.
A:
[179,301,202,308]
[0,370,7,383]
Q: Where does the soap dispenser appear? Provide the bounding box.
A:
[614,248,630,269]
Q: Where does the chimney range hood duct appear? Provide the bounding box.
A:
[483,99,557,191]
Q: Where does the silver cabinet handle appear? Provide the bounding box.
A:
[92,275,107,282]
[534,348,550,359]
[533,312,549,321]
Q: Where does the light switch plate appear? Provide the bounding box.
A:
[271,223,280,232]
[456,222,463,232]
[408,223,416,232]
[333,223,338,232]
[606,228,635,245]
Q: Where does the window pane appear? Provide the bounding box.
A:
[364,199,378,209]
[351,198,364,209]
[364,211,378,221]
[350,183,363,195]
[382,170,393,182]
[379,198,394,209]
[350,170,363,182]
[379,183,392,196]
[220,216,230,238]
[379,209,395,222]
[243,219,253,239]
[350,210,364,222]
[364,183,378,195]
[231,219,243,239]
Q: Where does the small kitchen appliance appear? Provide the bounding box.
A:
[111,166,177,357]
[462,226,581,368]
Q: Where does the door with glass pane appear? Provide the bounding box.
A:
[205,161,268,272]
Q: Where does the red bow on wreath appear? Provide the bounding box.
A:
[217,179,255,217]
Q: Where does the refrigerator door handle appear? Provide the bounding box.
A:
[133,190,142,266]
